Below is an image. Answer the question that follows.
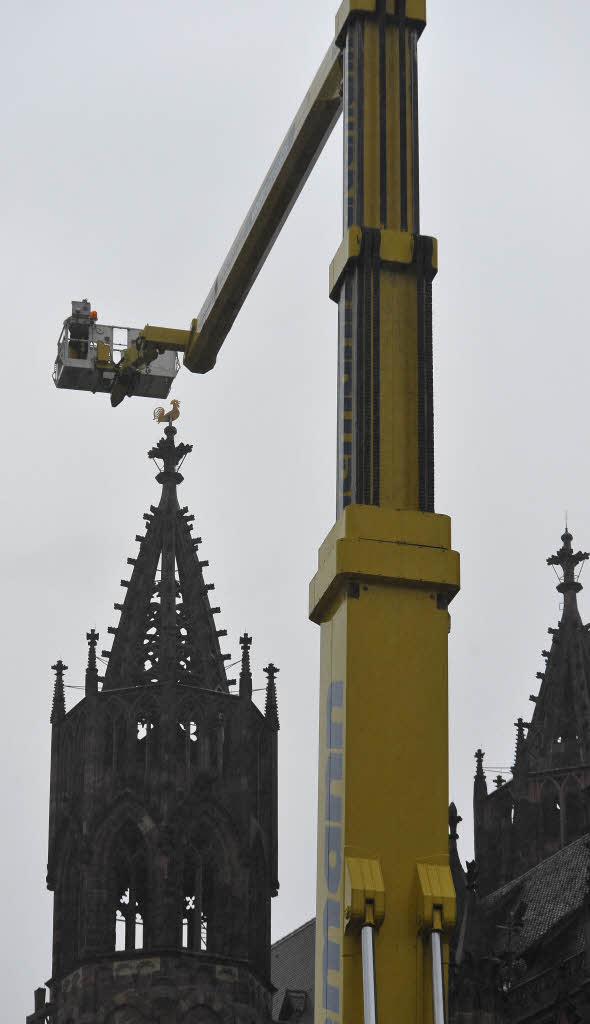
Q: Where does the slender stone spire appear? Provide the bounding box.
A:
[264,663,280,730]
[102,425,230,692]
[85,629,99,697]
[524,529,590,770]
[239,633,253,700]
[474,748,487,801]
[50,661,67,724]
[512,717,529,776]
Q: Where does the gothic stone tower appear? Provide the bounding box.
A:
[474,530,590,897]
[449,530,590,1022]
[28,425,279,1024]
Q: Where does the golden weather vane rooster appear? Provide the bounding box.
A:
[153,398,181,425]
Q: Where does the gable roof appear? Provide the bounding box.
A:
[483,834,590,956]
[271,919,315,1022]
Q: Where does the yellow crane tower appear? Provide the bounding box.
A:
[54,3,460,1022]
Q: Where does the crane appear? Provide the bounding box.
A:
[54,3,460,1022]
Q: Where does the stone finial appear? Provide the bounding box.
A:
[449,802,463,843]
[449,803,463,860]
[264,663,280,730]
[148,423,192,486]
[239,632,253,700]
[85,629,99,697]
[50,660,67,724]
[547,529,589,595]
[512,717,529,775]
[474,748,487,802]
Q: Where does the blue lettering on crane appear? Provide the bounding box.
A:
[321,681,344,1020]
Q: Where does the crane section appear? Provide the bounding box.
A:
[310,8,458,1024]
[186,42,343,374]
[53,2,459,1021]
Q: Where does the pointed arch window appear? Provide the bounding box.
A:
[564,777,585,843]
[178,707,200,777]
[59,730,73,801]
[59,850,81,970]
[135,698,159,775]
[541,781,561,843]
[182,847,209,951]
[249,839,268,974]
[111,822,148,952]
[104,710,128,780]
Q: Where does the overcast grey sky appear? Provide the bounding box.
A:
[2,1,590,1017]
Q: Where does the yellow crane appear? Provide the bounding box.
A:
[54,3,459,1022]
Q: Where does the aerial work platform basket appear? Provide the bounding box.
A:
[53,300,179,399]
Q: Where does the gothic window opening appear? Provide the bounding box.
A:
[541,782,561,842]
[59,732,72,800]
[59,852,81,970]
[178,712,199,776]
[182,848,209,951]
[115,888,144,952]
[111,823,148,953]
[135,700,159,775]
[564,778,585,843]
[105,714,128,779]
[73,715,86,797]
[104,715,114,771]
[249,839,267,973]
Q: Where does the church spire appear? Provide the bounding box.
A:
[50,660,67,724]
[524,529,590,771]
[102,424,230,692]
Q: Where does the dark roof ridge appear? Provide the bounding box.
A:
[483,832,590,904]
[272,918,315,950]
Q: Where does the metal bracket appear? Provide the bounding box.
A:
[416,861,456,935]
[416,862,455,1024]
[344,855,385,933]
[329,226,437,300]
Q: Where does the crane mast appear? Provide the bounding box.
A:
[54,2,459,1021]
[310,5,458,1024]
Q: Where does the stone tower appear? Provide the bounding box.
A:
[27,425,279,1024]
[447,530,590,1021]
[473,529,590,897]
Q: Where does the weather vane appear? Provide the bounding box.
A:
[153,398,180,425]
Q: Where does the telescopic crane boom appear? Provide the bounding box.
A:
[54,4,459,1022]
